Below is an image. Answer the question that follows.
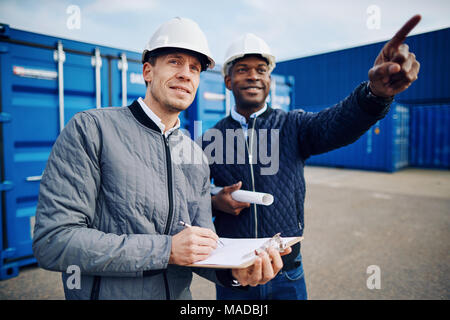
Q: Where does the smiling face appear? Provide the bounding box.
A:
[225,55,271,113]
[143,51,201,114]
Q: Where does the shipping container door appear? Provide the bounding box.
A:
[126,58,146,104]
[409,104,450,169]
[0,40,103,278]
[303,103,408,172]
[110,53,145,107]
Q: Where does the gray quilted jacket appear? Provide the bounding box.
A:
[32,100,229,300]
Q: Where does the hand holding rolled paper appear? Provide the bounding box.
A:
[211,182,274,216]
[230,189,274,206]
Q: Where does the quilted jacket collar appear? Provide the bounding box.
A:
[228,105,274,126]
[128,100,164,134]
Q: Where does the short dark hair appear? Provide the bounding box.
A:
[142,47,209,87]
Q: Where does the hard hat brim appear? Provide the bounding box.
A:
[222,53,276,77]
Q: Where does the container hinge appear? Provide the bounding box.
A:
[54,41,65,133]
[118,53,128,107]
[0,180,14,191]
[0,45,9,54]
[1,248,16,260]
[0,112,12,123]
[91,48,102,109]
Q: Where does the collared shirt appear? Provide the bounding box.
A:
[137,97,180,138]
[231,104,268,138]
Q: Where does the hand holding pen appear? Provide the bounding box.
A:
[168,221,221,265]
[176,221,291,287]
[179,221,225,247]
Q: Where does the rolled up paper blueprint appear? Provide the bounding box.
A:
[211,187,274,206]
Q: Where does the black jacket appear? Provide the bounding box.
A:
[201,81,391,264]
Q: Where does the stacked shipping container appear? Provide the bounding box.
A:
[275,27,450,171]
[298,103,410,172]
[409,104,449,169]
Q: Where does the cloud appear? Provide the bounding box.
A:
[84,0,158,14]
[0,0,448,64]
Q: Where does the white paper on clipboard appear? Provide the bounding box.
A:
[189,236,302,269]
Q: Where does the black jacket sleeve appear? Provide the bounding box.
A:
[293,81,391,159]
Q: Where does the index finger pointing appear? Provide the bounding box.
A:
[387,15,421,49]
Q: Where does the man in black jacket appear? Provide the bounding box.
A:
[202,15,421,299]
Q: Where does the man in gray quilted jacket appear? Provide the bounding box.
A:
[32,17,289,300]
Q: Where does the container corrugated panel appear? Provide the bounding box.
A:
[301,103,409,172]
[275,28,450,107]
[409,104,450,169]
[0,23,142,280]
[267,74,295,112]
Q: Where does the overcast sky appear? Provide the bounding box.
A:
[0,0,449,64]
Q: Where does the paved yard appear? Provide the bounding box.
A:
[1,166,449,300]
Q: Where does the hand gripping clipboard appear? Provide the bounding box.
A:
[188,233,303,269]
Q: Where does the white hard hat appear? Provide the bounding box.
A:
[222,33,276,77]
[142,17,215,70]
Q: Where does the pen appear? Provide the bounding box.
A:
[179,221,225,247]
[179,220,192,228]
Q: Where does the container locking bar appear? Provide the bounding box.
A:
[270,78,277,109]
[225,89,231,116]
[91,48,102,109]
[53,41,66,133]
[118,53,128,107]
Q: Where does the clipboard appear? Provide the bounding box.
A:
[188,234,303,269]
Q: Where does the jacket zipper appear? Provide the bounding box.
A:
[90,276,101,300]
[245,117,258,238]
[162,134,173,300]
[163,135,174,236]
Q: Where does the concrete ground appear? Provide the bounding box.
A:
[1,166,449,300]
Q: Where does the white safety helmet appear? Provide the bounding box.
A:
[142,17,215,70]
[222,33,276,77]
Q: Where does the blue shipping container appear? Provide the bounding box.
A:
[409,104,450,169]
[302,103,409,172]
[275,28,450,106]
[0,23,144,280]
